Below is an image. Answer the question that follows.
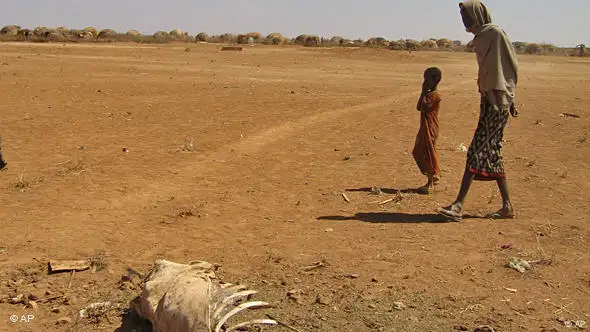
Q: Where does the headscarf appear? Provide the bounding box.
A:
[460,0,518,107]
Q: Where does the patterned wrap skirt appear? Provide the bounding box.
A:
[466,98,509,181]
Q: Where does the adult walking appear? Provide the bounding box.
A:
[439,0,519,221]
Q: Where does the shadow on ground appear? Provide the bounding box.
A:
[318,212,454,223]
[116,309,152,332]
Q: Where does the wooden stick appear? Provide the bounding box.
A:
[301,262,325,272]
[55,159,72,166]
[547,301,577,317]
[265,315,302,332]
[341,193,350,203]
[68,270,75,289]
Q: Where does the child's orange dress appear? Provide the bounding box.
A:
[412,91,441,177]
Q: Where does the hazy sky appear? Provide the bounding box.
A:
[1,0,586,46]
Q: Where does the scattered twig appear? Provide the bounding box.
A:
[503,287,517,293]
[265,314,302,332]
[560,113,581,118]
[341,193,350,203]
[301,262,325,272]
[546,301,578,317]
[67,270,75,289]
[512,308,528,317]
[55,159,72,166]
[379,198,394,205]
[38,295,64,303]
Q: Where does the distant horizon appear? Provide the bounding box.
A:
[1,0,587,48]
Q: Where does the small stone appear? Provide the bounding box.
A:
[393,301,406,310]
[343,156,351,161]
[51,307,60,314]
[63,296,75,306]
[28,294,39,301]
[453,325,469,331]
[56,317,72,325]
[315,294,331,305]
[45,290,52,296]
[473,326,495,332]
[9,294,25,304]
[368,304,376,309]
[325,228,334,233]
[121,274,133,282]
[371,277,379,282]
[27,301,38,309]
[344,273,360,279]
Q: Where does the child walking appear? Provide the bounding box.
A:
[413,67,442,194]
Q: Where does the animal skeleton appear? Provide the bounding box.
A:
[132,260,277,332]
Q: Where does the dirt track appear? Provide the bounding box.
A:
[0,42,589,331]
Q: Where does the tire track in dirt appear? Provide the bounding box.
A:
[130,78,474,207]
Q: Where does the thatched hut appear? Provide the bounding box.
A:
[295,34,320,47]
[404,39,421,51]
[0,25,20,36]
[366,37,388,48]
[47,31,67,42]
[330,36,344,46]
[83,27,98,38]
[153,31,170,42]
[247,32,262,42]
[33,27,54,37]
[195,32,209,42]
[525,43,541,55]
[98,29,117,38]
[17,29,33,38]
[295,34,308,45]
[217,33,237,43]
[264,32,285,45]
[126,29,141,37]
[70,29,94,40]
[512,41,527,53]
[421,40,438,49]
[388,40,404,50]
[170,29,189,40]
[436,38,453,49]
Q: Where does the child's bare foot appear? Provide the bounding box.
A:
[417,184,434,195]
[433,175,441,185]
[486,207,515,219]
[438,203,463,222]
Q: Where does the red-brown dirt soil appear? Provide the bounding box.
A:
[0,42,589,331]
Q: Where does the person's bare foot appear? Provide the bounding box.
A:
[486,207,515,219]
[438,203,463,222]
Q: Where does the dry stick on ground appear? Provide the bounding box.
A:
[546,301,578,317]
[533,225,547,257]
[67,270,75,289]
[265,315,302,332]
[301,262,325,272]
[342,193,350,203]
[379,198,394,205]
[54,159,72,166]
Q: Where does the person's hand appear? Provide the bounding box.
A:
[421,81,430,96]
[510,103,519,117]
